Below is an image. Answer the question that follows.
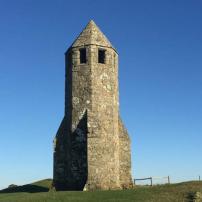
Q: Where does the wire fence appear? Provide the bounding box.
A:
[134,175,201,186]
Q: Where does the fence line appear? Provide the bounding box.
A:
[134,176,170,186]
[134,175,201,186]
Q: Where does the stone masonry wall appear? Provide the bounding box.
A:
[119,116,133,188]
[86,45,120,190]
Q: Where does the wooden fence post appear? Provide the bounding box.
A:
[168,176,170,184]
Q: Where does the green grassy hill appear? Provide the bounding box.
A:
[0,180,202,202]
[0,179,52,193]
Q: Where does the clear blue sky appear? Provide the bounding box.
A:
[0,0,202,189]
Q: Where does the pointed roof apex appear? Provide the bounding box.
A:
[88,19,96,25]
[71,20,115,49]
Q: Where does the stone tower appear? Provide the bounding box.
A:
[53,20,132,191]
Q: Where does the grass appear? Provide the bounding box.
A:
[0,179,52,193]
[0,180,202,202]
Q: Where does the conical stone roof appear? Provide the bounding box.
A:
[70,20,115,49]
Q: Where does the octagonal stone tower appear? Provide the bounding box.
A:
[53,20,132,191]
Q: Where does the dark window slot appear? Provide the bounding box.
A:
[80,48,86,64]
[98,49,105,64]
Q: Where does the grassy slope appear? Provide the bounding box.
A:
[0,179,52,193]
[0,180,202,202]
[31,179,52,189]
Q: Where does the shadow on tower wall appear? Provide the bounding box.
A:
[70,110,88,190]
[54,111,88,191]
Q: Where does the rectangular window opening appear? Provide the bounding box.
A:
[80,48,87,64]
[98,49,105,64]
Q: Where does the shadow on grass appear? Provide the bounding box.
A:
[0,184,49,193]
